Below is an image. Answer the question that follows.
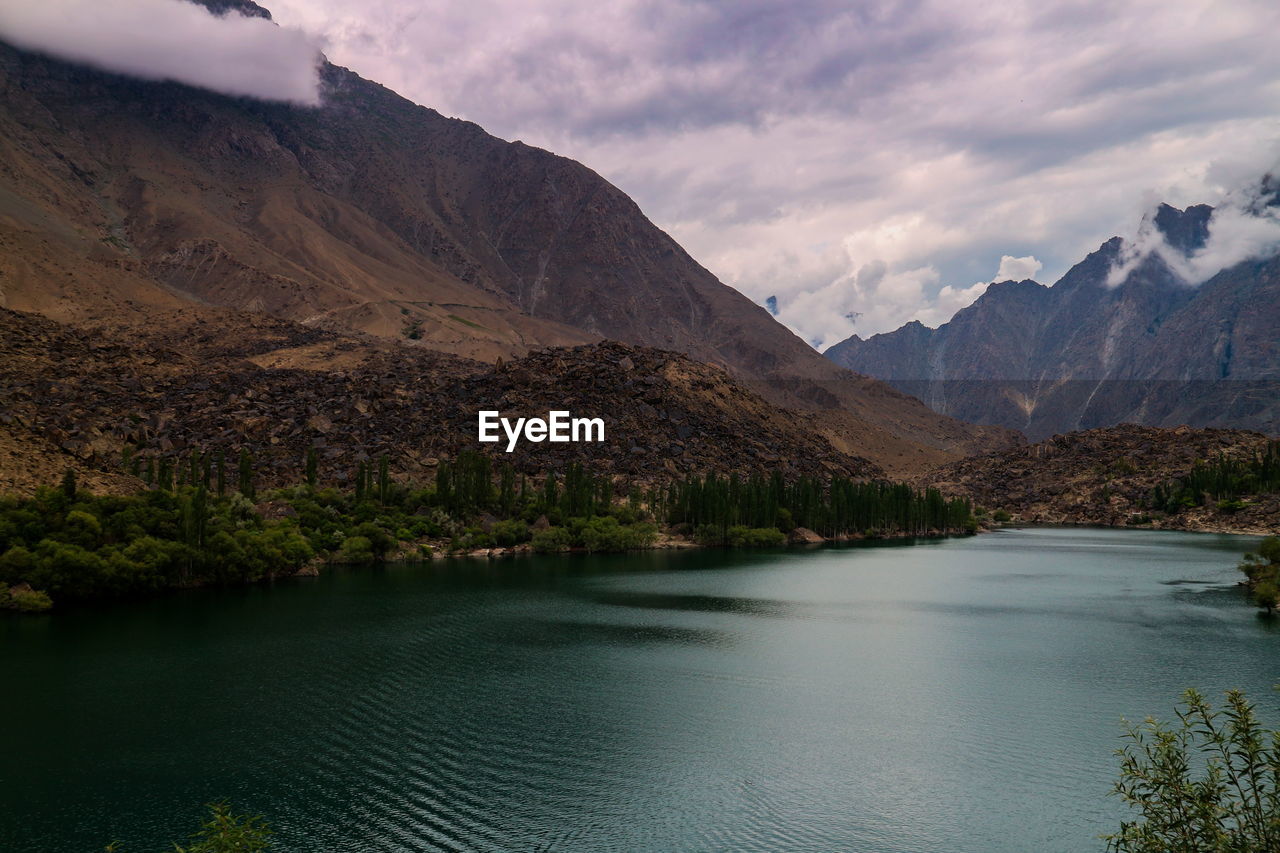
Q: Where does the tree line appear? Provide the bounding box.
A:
[654,471,976,538]
[1148,440,1280,514]
[0,447,978,609]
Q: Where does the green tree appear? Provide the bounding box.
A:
[378,454,389,505]
[305,448,318,489]
[238,450,255,501]
[1239,537,1280,615]
[61,468,77,501]
[215,450,226,497]
[1105,688,1280,852]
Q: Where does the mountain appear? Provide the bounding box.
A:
[0,1,1016,476]
[825,199,1280,440]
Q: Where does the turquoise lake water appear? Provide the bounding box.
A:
[2,527,1275,852]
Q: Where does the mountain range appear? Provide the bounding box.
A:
[0,0,1015,479]
[825,196,1280,440]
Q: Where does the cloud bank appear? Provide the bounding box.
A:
[0,0,323,104]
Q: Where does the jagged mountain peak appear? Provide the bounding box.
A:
[189,0,273,20]
[825,190,1278,439]
[1151,202,1213,254]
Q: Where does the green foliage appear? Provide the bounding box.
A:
[1151,441,1280,514]
[1239,537,1280,614]
[3,448,980,604]
[578,517,657,552]
[992,509,1012,523]
[378,454,390,505]
[237,450,255,501]
[177,801,271,853]
[658,472,974,538]
[490,519,530,547]
[1105,688,1280,852]
[530,526,572,554]
[107,801,271,852]
[337,536,374,564]
[0,487,314,601]
[0,581,52,612]
[695,524,786,547]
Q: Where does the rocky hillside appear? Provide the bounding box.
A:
[0,308,881,496]
[920,424,1279,534]
[826,199,1280,440]
[0,2,1016,474]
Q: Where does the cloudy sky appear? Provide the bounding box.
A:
[263,0,1280,347]
[7,0,1279,347]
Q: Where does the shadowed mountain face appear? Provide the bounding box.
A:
[0,2,1017,475]
[825,202,1280,440]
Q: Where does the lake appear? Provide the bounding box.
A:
[2,527,1276,852]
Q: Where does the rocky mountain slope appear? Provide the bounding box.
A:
[920,424,1279,534]
[825,199,1280,440]
[0,308,882,496]
[0,0,1016,476]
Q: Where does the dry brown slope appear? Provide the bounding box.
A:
[921,424,1279,534]
[0,308,880,495]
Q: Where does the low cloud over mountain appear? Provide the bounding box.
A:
[1108,172,1280,286]
[0,0,322,104]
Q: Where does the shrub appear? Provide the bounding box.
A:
[531,527,572,554]
[0,582,52,613]
[337,536,374,564]
[107,800,272,852]
[1106,688,1280,852]
[992,509,1012,523]
[490,519,530,547]
[727,526,786,547]
[580,517,657,552]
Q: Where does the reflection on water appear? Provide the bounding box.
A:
[0,527,1273,853]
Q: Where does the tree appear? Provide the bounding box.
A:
[238,450,255,501]
[1253,580,1279,615]
[1105,688,1280,852]
[377,454,389,505]
[215,450,226,497]
[1239,537,1280,615]
[305,447,318,489]
[61,468,77,501]
[354,461,368,503]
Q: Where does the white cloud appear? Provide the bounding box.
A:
[0,0,322,104]
[995,255,1043,282]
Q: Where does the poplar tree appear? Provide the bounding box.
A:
[238,449,255,501]
[215,450,226,497]
[378,454,389,505]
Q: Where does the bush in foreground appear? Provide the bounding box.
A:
[1106,688,1280,852]
[107,801,270,852]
